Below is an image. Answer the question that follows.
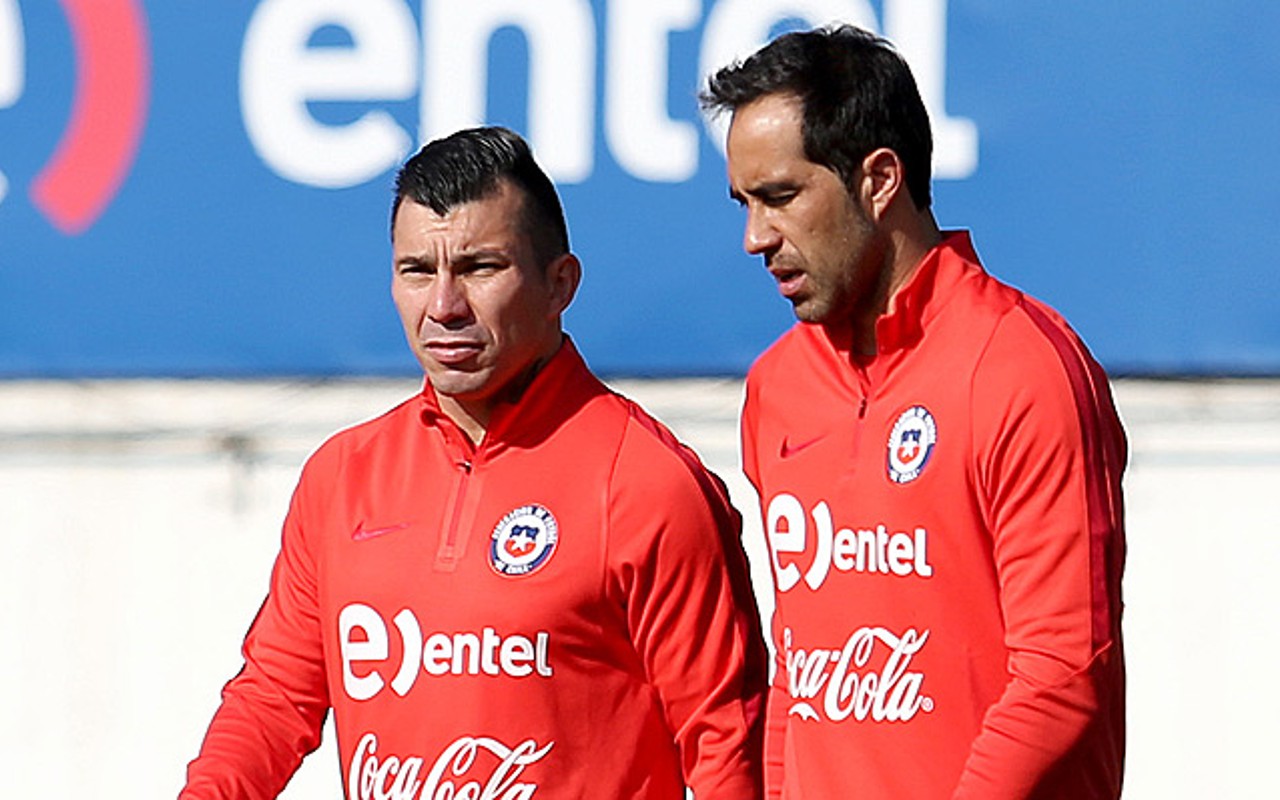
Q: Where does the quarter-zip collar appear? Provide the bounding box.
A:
[809,230,983,364]
[416,336,603,463]
[873,230,981,355]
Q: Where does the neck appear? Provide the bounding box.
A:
[850,209,942,355]
[438,396,489,445]
[437,335,564,445]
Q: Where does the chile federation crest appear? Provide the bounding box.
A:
[887,406,937,484]
[490,504,559,577]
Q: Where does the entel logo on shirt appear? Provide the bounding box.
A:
[766,493,934,592]
[340,604,552,702]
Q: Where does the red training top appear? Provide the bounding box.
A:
[182,340,767,799]
[743,232,1126,799]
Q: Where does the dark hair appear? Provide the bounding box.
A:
[391,126,570,264]
[701,25,932,210]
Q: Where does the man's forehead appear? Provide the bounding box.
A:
[395,184,520,234]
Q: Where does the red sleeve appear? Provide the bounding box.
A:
[741,374,786,800]
[953,305,1126,798]
[180,463,331,799]
[609,417,768,800]
[741,375,762,492]
[762,618,788,800]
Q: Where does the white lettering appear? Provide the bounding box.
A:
[0,0,22,204]
[887,530,913,575]
[350,732,425,800]
[239,2,977,187]
[534,632,552,678]
[784,626,931,724]
[423,633,452,676]
[422,0,595,183]
[499,635,534,677]
[391,609,423,696]
[766,493,935,591]
[857,527,876,572]
[832,527,858,571]
[423,736,552,800]
[0,0,21,109]
[481,627,502,676]
[698,0,976,177]
[913,528,933,577]
[605,0,700,181]
[339,605,554,700]
[348,733,553,800]
[452,631,482,675]
[341,604,390,701]
[767,492,806,592]
[240,0,417,188]
[884,0,978,177]
[699,0,880,150]
[805,501,834,590]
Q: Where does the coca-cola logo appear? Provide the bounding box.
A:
[348,732,553,800]
[783,626,934,724]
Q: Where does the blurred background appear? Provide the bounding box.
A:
[2,1,1278,797]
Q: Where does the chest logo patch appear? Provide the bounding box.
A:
[489,504,559,577]
[887,405,937,484]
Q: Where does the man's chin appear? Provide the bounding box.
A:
[424,367,489,399]
[790,299,823,324]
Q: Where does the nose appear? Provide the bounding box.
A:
[426,272,471,326]
[742,207,780,256]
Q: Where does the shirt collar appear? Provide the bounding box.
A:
[417,336,601,458]
[872,229,981,354]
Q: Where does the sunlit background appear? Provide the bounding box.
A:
[2,2,1278,797]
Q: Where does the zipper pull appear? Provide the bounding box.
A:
[858,398,868,419]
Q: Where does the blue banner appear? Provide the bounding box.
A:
[3,1,1277,376]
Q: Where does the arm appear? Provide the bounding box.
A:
[953,307,1126,798]
[610,420,768,800]
[180,471,330,799]
[740,376,786,800]
[762,618,789,800]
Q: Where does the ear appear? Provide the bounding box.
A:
[545,252,581,317]
[856,147,907,223]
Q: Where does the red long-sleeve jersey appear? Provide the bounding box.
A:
[742,232,1126,799]
[182,340,767,800]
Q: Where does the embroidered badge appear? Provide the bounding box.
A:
[887,406,937,484]
[489,504,559,577]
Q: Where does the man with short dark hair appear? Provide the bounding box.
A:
[180,127,766,799]
[702,25,1126,799]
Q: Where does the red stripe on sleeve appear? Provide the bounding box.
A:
[1019,299,1124,648]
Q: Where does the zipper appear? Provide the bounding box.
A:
[850,363,872,461]
[435,457,474,571]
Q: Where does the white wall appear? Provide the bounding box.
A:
[1,377,1277,798]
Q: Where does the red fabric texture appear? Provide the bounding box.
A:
[181,340,767,799]
[743,232,1126,799]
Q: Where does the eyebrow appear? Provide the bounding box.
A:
[452,248,511,267]
[730,180,799,205]
[395,248,512,269]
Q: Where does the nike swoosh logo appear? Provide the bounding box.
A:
[780,435,826,459]
[352,521,411,542]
